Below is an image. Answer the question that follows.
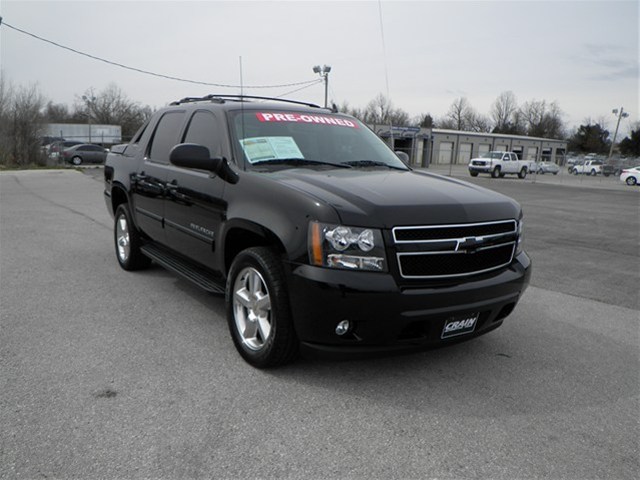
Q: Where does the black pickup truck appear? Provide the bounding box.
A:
[104,95,531,368]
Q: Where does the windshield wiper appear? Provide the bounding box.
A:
[340,160,407,170]
[252,158,352,168]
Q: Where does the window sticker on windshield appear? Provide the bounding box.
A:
[240,136,304,163]
[256,112,359,129]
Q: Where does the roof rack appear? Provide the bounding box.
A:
[169,94,322,109]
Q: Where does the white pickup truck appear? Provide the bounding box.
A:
[571,160,603,176]
[468,151,534,179]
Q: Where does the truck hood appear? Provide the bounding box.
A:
[274,168,521,227]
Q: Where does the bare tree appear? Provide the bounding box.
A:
[446,97,473,131]
[491,91,519,133]
[360,93,410,126]
[520,99,565,139]
[0,75,46,166]
[76,83,151,140]
[465,111,492,133]
[0,72,13,164]
[43,101,71,123]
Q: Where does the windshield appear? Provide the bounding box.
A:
[229,110,408,170]
[481,152,504,160]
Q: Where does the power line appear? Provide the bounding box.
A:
[275,79,324,99]
[0,20,319,90]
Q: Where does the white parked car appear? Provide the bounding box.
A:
[620,166,640,186]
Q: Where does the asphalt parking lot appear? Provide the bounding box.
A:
[1,168,638,479]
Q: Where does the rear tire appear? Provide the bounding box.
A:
[518,167,527,179]
[114,204,151,271]
[226,247,298,368]
[72,156,82,166]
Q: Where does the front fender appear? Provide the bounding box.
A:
[222,172,340,264]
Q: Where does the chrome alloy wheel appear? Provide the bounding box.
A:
[233,267,272,351]
[116,214,131,263]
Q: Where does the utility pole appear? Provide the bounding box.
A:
[312,65,331,108]
[82,95,96,143]
[608,107,629,160]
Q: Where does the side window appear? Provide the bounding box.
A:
[503,154,510,161]
[183,110,222,158]
[148,111,186,164]
[131,120,149,144]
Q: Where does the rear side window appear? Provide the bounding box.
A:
[183,111,222,158]
[148,111,186,164]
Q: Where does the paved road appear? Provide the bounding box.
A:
[1,169,638,479]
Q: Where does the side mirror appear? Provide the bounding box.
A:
[170,143,239,184]
[395,151,410,164]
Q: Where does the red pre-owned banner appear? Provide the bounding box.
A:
[256,112,359,128]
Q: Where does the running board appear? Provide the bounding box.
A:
[141,243,226,295]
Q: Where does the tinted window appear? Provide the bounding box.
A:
[183,111,222,157]
[148,111,185,164]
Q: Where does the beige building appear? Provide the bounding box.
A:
[374,126,568,168]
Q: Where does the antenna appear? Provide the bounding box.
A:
[239,56,246,170]
[377,0,394,149]
[239,56,244,97]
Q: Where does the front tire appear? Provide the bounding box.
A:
[626,176,637,186]
[226,247,298,368]
[114,204,151,271]
[469,171,478,177]
[491,166,501,178]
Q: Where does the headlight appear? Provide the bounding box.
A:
[516,218,524,255]
[308,221,387,271]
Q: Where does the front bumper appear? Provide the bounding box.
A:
[286,252,531,357]
[468,165,492,174]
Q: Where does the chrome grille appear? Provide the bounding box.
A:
[393,220,517,279]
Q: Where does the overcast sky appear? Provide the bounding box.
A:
[1,0,638,134]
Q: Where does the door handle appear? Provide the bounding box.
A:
[166,181,190,203]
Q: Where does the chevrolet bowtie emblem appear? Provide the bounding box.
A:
[455,236,484,251]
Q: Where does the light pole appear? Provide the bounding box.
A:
[608,107,629,160]
[312,65,331,108]
[82,95,96,143]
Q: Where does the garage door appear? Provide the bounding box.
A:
[457,143,472,164]
[437,142,453,164]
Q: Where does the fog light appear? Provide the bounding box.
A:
[335,320,351,336]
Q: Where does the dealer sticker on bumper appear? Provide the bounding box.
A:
[441,312,479,339]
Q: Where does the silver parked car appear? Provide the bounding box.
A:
[62,144,109,165]
[536,161,560,175]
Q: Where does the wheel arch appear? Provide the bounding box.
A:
[110,183,129,213]
[221,220,287,275]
